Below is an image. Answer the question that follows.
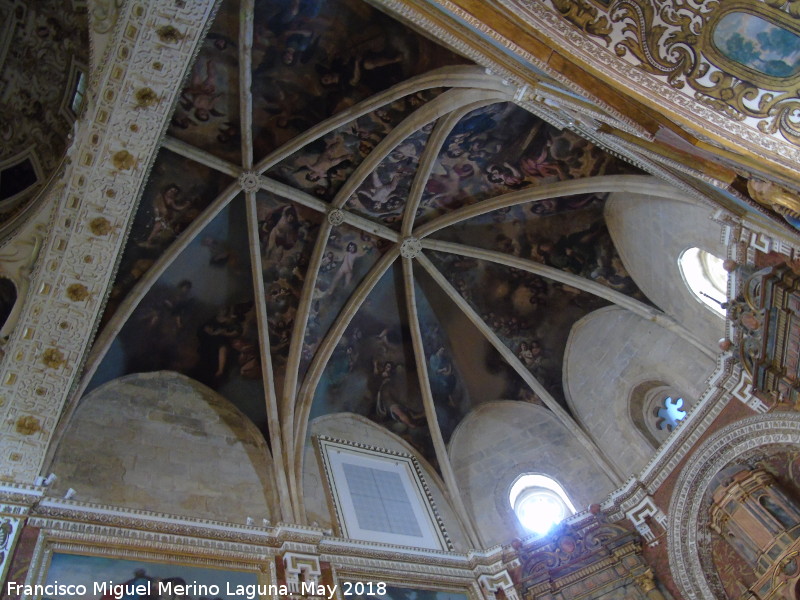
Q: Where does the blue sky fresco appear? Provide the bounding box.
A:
[713,11,800,78]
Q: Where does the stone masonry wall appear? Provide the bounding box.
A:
[48,371,277,522]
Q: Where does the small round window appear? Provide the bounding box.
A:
[679,247,728,316]
[509,474,576,536]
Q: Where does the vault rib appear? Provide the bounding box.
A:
[331,88,509,210]
[278,216,332,502]
[244,190,294,522]
[401,256,483,548]
[239,0,255,169]
[400,99,498,237]
[65,181,244,434]
[162,136,242,177]
[416,252,626,486]
[414,174,679,238]
[422,239,716,360]
[278,88,510,469]
[290,248,400,523]
[253,65,514,173]
[257,176,401,242]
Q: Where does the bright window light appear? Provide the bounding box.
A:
[509,474,576,536]
[679,247,728,316]
[516,490,566,534]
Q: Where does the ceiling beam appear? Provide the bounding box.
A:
[414,174,678,238]
[400,99,498,237]
[239,0,255,170]
[291,248,401,523]
[331,88,509,210]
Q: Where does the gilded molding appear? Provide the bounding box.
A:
[0,514,23,587]
[550,0,612,42]
[505,0,800,170]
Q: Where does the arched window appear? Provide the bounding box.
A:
[629,381,689,449]
[679,247,728,316]
[509,474,576,536]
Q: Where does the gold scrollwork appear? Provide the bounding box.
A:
[565,0,800,146]
[551,0,613,44]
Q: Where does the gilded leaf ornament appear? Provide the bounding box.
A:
[551,0,613,43]
[545,0,800,146]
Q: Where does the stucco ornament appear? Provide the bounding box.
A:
[14,416,41,436]
[239,172,261,193]
[112,150,137,171]
[134,88,159,109]
[606,1,800,145]
[327,209,345,226]
[66,284,90,302]
[42,348,65,369]
[400,237,422,259]
[89,217,112,236]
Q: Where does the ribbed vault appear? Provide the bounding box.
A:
[57,0,711,531]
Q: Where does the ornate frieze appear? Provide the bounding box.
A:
[611,1,800,145]
[506,0,800,170]
[0,0,218,483]
[624,496,667,546]
[284,552,323,593]
[477,570,518,600]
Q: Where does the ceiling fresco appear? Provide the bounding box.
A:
[310,264,433,464]
[413,103,640,226]
[104,149,233,325]
[431,197,649,301]
[0,0,88,225]
[426,251,609,406]
[299,223,389,382]
[257,192,321,393]
[346,125,433,227]
[248,0,468,162]
[267,91,441,202]
[91,198,269,437]
[168,0,242,164]
[84,0,655,474]
[413,269,537,443]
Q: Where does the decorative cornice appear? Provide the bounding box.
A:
[376,0,649,138]
[514,0,800,171]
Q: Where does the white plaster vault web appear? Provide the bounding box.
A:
[67,0,710,525]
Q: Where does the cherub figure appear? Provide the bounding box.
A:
[356,171,403,212]
[140,184,191,248]
[293,134,352,185]
[180,59,224,122]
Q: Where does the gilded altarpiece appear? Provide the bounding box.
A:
[517,520,667,600]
